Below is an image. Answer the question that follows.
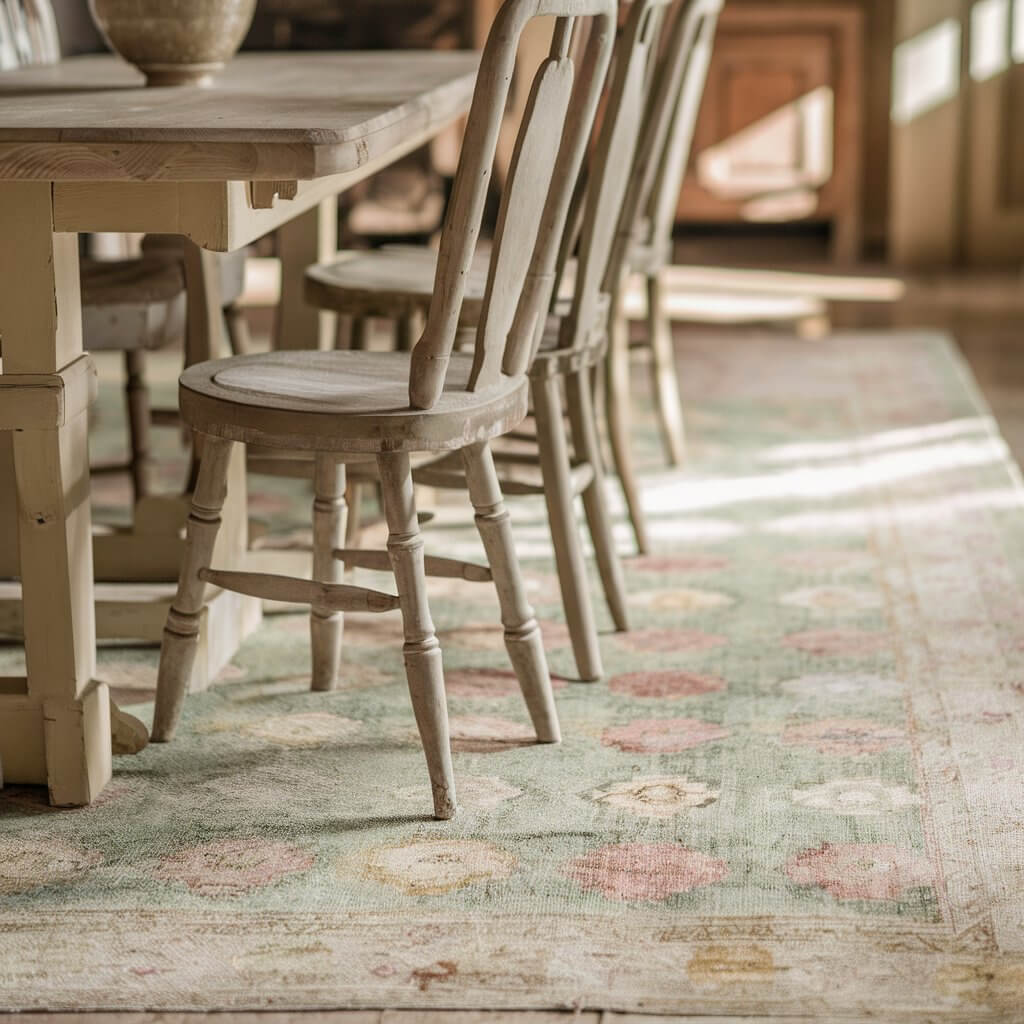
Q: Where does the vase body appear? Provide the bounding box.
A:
[88,0,257,87]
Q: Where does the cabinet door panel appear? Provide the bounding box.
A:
[677,4,863,262]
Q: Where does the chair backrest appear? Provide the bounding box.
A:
[409,0,616,410]
[608,0,722,282]
[3,0,59,67]
[551,0,681,355]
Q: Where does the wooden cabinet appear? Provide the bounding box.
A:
[677,3,865,262]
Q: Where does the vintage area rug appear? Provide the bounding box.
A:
[1,329,1023,1017]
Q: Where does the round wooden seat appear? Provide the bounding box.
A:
[305,245,490,323]
[179,349,529,454]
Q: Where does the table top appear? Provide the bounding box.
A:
[0,51,479,181]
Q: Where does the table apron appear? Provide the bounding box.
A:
[50,118,455,252]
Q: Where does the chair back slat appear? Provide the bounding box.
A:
[468,41,576,389]
[557,0,676,354]
[646,0,720,246]
[503,12,609,375]
[607,0,722,284]
[409,0,615,409]
[23,0,60,65]
[2,0,59,67]
[0,5,17,70]
[4,0,32,64]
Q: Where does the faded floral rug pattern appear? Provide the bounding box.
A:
[1,330,1023,1017]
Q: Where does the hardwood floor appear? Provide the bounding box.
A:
[1,1015,856,1023]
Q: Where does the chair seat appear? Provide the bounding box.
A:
[179,349,529,455]
[305,245,491,324]
[81,256,187,353]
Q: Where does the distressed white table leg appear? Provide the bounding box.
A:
[274,198,338,351]
[0,181,110,805]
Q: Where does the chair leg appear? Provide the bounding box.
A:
[395,312,417,351]
[152,436,234,742]
[606,289,650,554]
[461,440,560,742]
[378,451,456,820]
[647,270,686,466]
[311,454,347,691]
[532,373,603,682]
[344,480,364,546]
[124,350,151,502]
[223,304,252,356]
[566,366,629,633]
[350,316,369,350]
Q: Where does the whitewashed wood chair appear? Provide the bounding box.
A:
[302,0,681,682]
[603,0,722,552]
[151,0,616,820]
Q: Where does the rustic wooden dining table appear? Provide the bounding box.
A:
[0,50,477,806]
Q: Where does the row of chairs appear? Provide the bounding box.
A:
[147,0,722,821]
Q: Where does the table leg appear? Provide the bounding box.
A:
[0,182,110,805]
[274,197,338,351]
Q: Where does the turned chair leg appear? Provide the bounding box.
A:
[566,366,629,633]
[311,454,347,691]
[124,349,151,502]
[377,451,456,820]
[532,373,603,682]
[462,440,560,742]
[152,435,234,741]
[647,270,686,467]
[606,288,650,554]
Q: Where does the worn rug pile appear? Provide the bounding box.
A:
[1,330,1022,1017]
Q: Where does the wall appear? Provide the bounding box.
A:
[891,0,1024,266]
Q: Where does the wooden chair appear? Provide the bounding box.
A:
[151,0,616,821]
[83,239,249,499]
[603,0,723,552]
[302,0,682,681]
[80,253,188,499]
